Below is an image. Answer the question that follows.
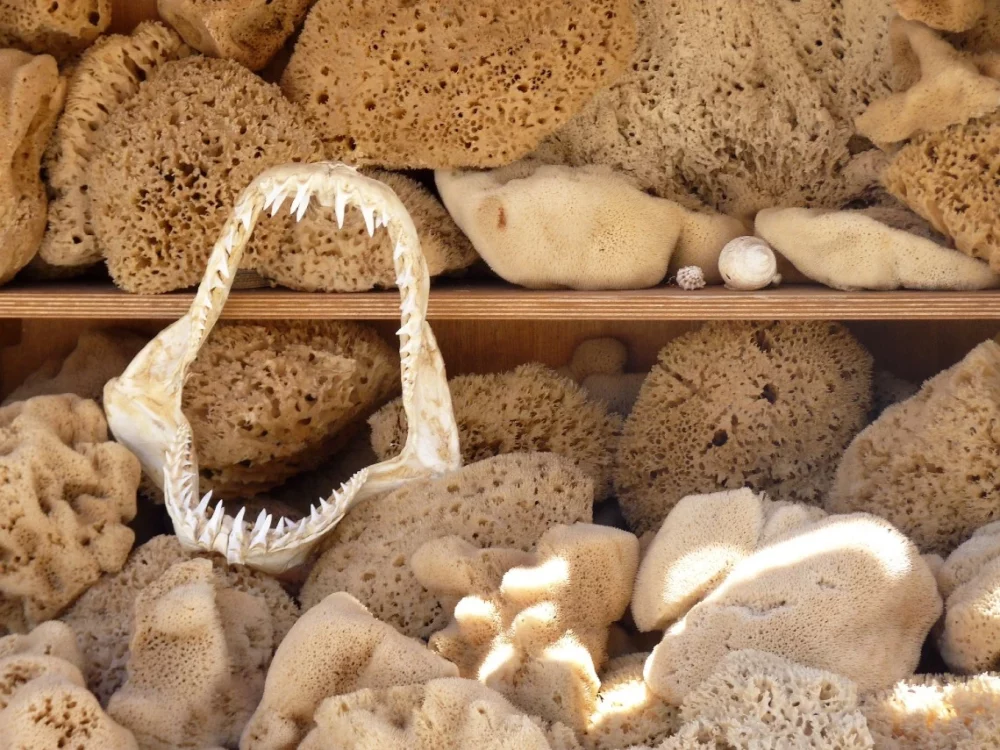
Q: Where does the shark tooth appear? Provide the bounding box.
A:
[195,491,213,518]
[199,501,225,546]
[361,203,376,237]
[250,509,271,543]
[334,189,349,229]
[290,182,311,221]
[275,516,288,535]
[228,506,247,561]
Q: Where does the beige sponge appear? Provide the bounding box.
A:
[437,162,743,289]
[0,0,110,60]
[184,321,398,498]
[644,513,942,702]
[157,0,312,71]
[301,453,594,638]
[830,339,1000,554]
[39,22,189,269]
[241,591,458,750]
[0,49,65,286]
[885,110,1000,272]
[248,169,477,292]
[616,321,872,534]
[755,206,999,291]
[895,0,986,32]
[281,0,636,168]
[369,363,621,500]
[90,56,324,294]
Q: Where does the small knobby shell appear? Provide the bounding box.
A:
[718,236,781,291]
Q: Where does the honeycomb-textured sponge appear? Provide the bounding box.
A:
[0,0,111,60]
[90,56,324,294]
[370,363,622,500]
[0,395,139,627]
[280,0,636,169]
[183,320,398,498]
[885,111,1000,273]
[301,453,594,639]
[830,339,1000,554]
[616,321,873,534]
[536,0,897,219]
[249,169,478,292]
[895,0,986,32]
[39,22,190,269]
[157,0,312,71]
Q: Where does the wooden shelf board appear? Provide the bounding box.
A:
[2,283,1000,320]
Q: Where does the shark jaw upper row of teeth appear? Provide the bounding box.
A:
[258,172,394,235]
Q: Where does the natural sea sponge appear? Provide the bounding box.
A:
[303,678,565,750]
[830,339,1000,554]
[536,0,897,219]
[581,373,645,417]
[281,0,636,168]
[249,169,478,292]
[0,395,139,627]
[4,329,149,406]
[157,0,312,71]
[301,453,594,638]
[644,513,942,702]
[616,321,873,534]
[755,206,999,290]
[0,620,81,668]
[885,111,1000,271]
[436,162,744,289]
[567,338,629,382]
[39,22,190,269]
[0,49,65,285]
[657,650,874,750]
[90,56,324,294]
[856,19,1000,147]
[184,320,398,498]
[240,591,458,750]
[895,0,986,32]
[369,364,621,500]
[420,523,639,733]
[0,0,110,59]
[861,672,1000,749]
[61,535,298,705]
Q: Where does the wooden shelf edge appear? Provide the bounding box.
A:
[2,284,1000,320]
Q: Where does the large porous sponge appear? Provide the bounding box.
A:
[369,363,621,500]
[829,339,1000,554]
[535,0,897,219]
[0,49,65,286]
[301,453,594,638]
[885,111,1000,272]
[3,328,149,406]
[0,395,139,628]
[419,523,639,733]
[39,22,190,269]
[241,591,458,750]
[861,672,1000,749]
[61,535,298,705]
[616,321,873,534]
[157,0,312,71]
[437,161,744,289]
[248,169,478,292]
[643,512,942,702]
[106,558,280,750]
[655,650,874,750]
[90,56,324,294]
[0,0,110,60]
[895,0,986,32]
[183,321,398,498]
[280,0,636,169]
[302,678,568,750]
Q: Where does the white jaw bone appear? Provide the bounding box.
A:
[104,163,461,573]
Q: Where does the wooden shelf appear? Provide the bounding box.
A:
[2,283,1000,320]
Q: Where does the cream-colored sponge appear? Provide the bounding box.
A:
[0,49,65,285]
[301,453,594,638]
[755,206,999,290]
[616,321,872,534]
[281,0,635,168]
[90,56,324,294]
[240,592,458,750]
[0,0,110,59]
[40,22,190,269]
[437,162,743,289]
[830,339,1000,554]
[369,363,621,500]
[895,0,986,32]
[158,0,312,71]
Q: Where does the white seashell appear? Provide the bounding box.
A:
[718,236,781,291]
[675,265,706,291]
